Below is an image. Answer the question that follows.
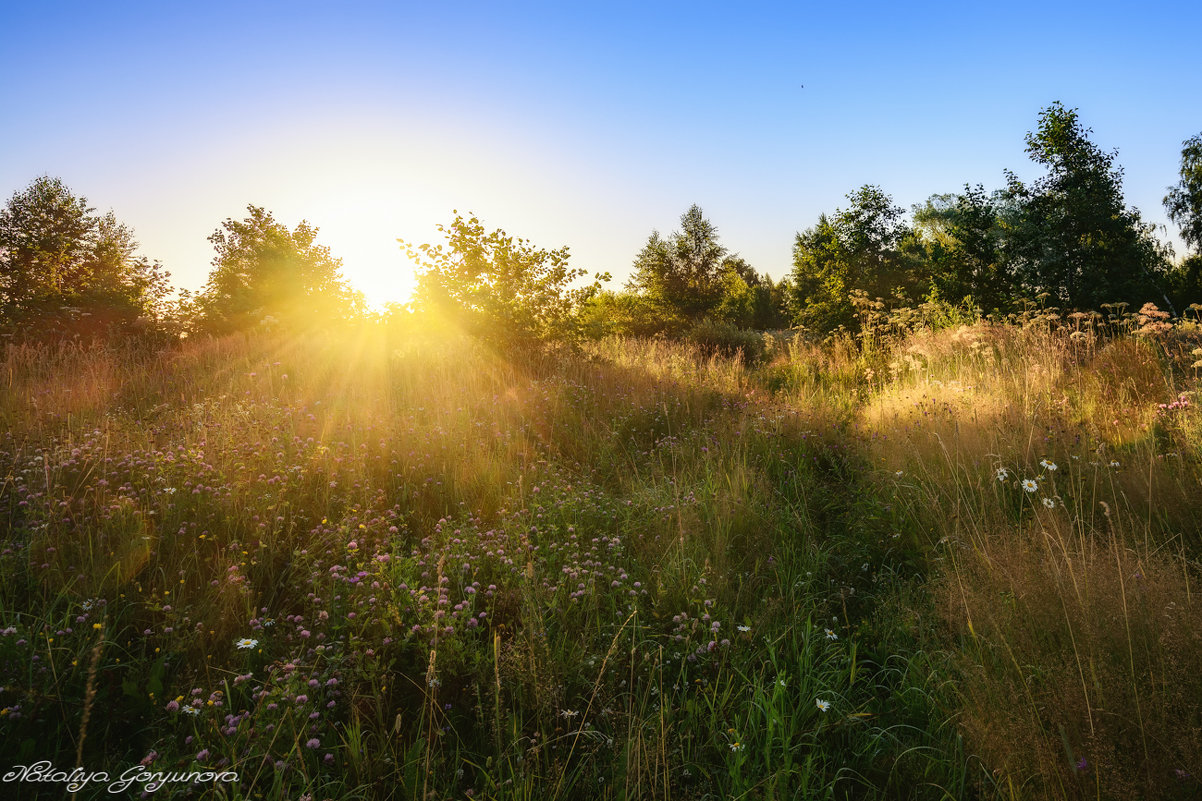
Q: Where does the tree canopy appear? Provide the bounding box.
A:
[400,212,606,350]
[789,103,1181,335]
[628,205,729,327]
[1003,102,1168,309]
[0,176,169,337]
[790,186,919,332]
[3,102,1198,345]
[1165,133,1202,254]
[196,206,361,333]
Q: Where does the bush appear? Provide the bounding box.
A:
[686,319,766,363]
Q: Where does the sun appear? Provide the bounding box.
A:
[338,240,419,310]
[282,184,423,310]
[307,214,419,310]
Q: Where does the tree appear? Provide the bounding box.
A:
[1165,133,1202,254]
[912,186,1012,312]
[197,206,361,332]
[0,176,170,335]
[1004,102,1168,309]
[789,186,916,333]
[400,212,605,349]
[628,205,729,326]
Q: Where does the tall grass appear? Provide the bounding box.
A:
[0,312,1197,799]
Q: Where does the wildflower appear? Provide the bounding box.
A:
[196,749,210,761]
[183,706,199,716]
[1040,459,1057,471]
[736,625,750,633]
[1075,757,1088,772]
[729,741,744,752]
[1109,460,1120,468]
[305,738,320,749]
[1021,479,1038,493]
[815,698,830,712]
[996,467,1009,481]
[1042,497,1056,509]
[235,637,258,650]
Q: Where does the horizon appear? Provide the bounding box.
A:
[2,1,1200,308]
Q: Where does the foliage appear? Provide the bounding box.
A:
[0,176,170,338]
[685,318,767,363]
[628,205,733,325]
[1003,102,1170,309]
[1165,254,1202,313]
[1165,132,1202,254]
[577,290,667,338]
[912,185,1013,313]
[196,205,361,333]
[790,186,921,334]
[794,105,1180,338]
[401,212,605,349]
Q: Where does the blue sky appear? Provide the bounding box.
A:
[2,1,1199,305]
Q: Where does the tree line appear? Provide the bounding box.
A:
[2,103,1201,346]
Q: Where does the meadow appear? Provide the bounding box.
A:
[1,307,1200,800]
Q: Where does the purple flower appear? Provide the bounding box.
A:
[305,738,320,749]
[1075,757,1088,772]
[196,749,210,761]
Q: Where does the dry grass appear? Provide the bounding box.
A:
[854,318,1202,799]
[940,528,1200,800]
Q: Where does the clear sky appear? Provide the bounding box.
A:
[2,1,1200,306]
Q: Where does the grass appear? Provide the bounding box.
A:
[0,310,1198,799]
